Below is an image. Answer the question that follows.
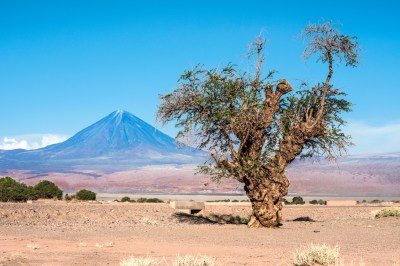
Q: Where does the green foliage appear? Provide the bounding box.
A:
[32,180,63,200]
[375,207,400,218]
[121,196,133,202]
[0,176,30,202]
[291,196,305,205]
[228,215,250,224]
[65,193,72,201]
[309,199,326,205]
[136,197,163,203]
[75,189,96,201]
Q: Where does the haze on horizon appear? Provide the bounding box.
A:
[1,1,399,155]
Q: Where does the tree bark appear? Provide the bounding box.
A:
[244,173,289,228]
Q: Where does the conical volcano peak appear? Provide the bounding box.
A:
[31,110,200,160]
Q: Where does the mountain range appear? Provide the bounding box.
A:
[0,110,399,196]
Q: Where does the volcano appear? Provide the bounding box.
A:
[0,110,206,172]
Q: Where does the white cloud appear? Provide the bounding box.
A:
[0,134,69,150]
[345,122,400,155]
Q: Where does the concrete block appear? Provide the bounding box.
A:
[169,201,205,210]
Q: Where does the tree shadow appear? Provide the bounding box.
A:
[172,213,250,225]
[290,216,317,222]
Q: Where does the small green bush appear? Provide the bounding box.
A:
[33,180,63,200]
[292,196,305,205]
[76,189,96,201]
[309,199,326,205]
[375,207,400,218]
[294,243,340,266]
[121,196,131,202]
[0,176,30,202]
[137,197,163,203]
[228,215,250,224]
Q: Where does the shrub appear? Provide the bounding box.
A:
[0,176,30,202]
[137,197,163,203]
[375,207,400,218]
[32,180,63,200]
[140,217,157,225]
[292,196,305,205]
[173,255,216,266]
[309,199,326,205]
[294,243,340,266]
[121,196,131,202]
[228,215,250,224]
[120,256,158,266]
[76,189,96,201]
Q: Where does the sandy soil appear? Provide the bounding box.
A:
[0,202,399,266]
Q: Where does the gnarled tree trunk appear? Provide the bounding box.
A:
[244,173,289,228]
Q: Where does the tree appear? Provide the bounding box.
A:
[0,176,30,202]
[33,180,63,200]
[121,196,132,202]
[157,21,360,228]
[292,196,305,205]
[76,189,96,201]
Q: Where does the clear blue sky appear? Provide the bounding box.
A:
[1,1,400,154]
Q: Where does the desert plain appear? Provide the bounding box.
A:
[0,201,399,266]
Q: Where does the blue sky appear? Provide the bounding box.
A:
[1,1,399,154]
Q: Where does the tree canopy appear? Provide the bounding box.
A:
[157,21,360,227]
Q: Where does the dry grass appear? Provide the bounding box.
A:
[173,255,216,266]
[294,243,340,266]
[120,256,158,266]
[119,255,216,266]
[140,217,158,225]
[375,207,400,218]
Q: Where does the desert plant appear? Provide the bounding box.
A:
[140,217,157,225]
[173,255,216,266]
[120,256,158,266]
[32,180,63,200]
[0,176,30,202]
[121,196,132,202]
[228,215,250,224]
[137,197,163,203]
[157,21,359,227]
[75,189,96,201]
[375,207,400,218]
[309,199,326,205]
[294,243,340,266]
[292,196,305,205]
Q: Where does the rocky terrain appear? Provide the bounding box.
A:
[0,202,399,265]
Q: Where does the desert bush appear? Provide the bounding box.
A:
[121,196,132,202]
[375,207,400,218]
[32,180,63,200]
[173,255,216,266]
[309,199,326,205]
[294,243,340,266]
[140,217,157,225]
[120,256,158,266]
[76,189,96,201]
[137,197,163,203]
[0,176,30,202]
[292,196,305,205]
[228,215,250,224]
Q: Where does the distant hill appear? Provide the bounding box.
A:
[0,111,399,196]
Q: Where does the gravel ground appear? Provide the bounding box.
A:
[0,202,399,265]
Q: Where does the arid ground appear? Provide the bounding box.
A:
[0,202,399,266]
